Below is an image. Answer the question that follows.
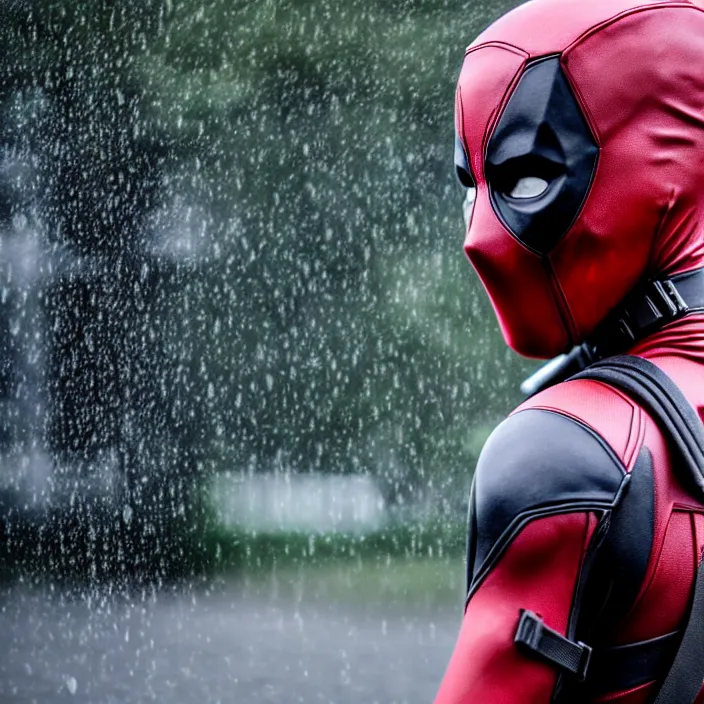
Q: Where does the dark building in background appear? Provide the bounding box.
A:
[0,48,202,580]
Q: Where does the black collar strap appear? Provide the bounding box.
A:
[590,268,704,359]
[520,267,704,397]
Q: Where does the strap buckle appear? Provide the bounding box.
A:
[592,277,690,357]
[621,279,689,341]
[643,279,688,321]
[514,610,593,682]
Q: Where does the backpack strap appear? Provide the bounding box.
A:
[573,355,704,704]
[574,355,704,499]
[654,562,704,704]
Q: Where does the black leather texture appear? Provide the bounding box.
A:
[455,133,474,188]
[486,56,599,255]
[588,448,655,634]
[589,631,680,695]
[467,408,626,596]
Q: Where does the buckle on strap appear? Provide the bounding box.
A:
[514,610,593,682]
[616,279,689,342]
[592,277,690,357]
[638,279,688,324]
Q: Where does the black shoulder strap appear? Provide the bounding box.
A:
[573,355,704,704]
[574,355,704,499]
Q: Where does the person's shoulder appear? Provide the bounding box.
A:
[474,376,637,533]
[512,374,642,469]
[476,392,627,513]
[468,382,632,591]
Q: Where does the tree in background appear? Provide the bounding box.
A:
[0,2,200,579]
[0,0,528,578]
[139,0,528,505]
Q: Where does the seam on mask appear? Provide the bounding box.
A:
[479,53,528,158]
[647,185,678,277]
[564,3,699,55]
[560,57,601,147]
[544,256,579,347]
[464,40,528,59]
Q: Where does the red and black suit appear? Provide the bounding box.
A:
[436,1,704,702]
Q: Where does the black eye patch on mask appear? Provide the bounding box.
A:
[486,56,599,255]
[455,133,474,188]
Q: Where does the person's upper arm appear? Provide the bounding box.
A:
[435,408,627,703]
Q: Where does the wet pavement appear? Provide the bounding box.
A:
[0,576,460,704]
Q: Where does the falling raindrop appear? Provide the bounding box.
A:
[64,676,77,695]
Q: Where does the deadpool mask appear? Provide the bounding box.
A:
[455,0,704,358]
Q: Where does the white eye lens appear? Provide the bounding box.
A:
[463,186,477,227]
[509,176,549,199]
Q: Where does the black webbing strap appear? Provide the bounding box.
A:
[574,356,704,504]
[514,610,593,681]
[514,615,682,694]
[590,269,704,359]
[521,268,704,397]
[589,631,680,694]
[573,355,704,703]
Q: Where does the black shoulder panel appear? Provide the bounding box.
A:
[468,409,626,596]
[486,56,598,255]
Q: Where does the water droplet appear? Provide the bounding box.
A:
[64,676,77,695]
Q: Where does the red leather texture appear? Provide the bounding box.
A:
[516,379,642,470]
[434,513,594,704]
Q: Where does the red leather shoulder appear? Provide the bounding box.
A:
[515,378,644,470]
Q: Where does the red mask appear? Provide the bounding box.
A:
[456,0,704,358]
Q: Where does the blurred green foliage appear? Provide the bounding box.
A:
[0,0,532,577]
[136,0,530,505]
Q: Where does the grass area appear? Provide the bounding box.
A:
[196,519,467,573]
[227,553,466,610]
[1,505,468,593]
[197,520,468,610]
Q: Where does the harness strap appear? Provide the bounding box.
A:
[514,613,682,695]
[514,611,592,681]
[591,268,703,358]
[521,267,704,397]
[589,631,680,694]
[573,356,704,703]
